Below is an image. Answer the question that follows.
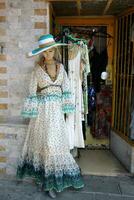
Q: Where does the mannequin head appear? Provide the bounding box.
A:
[37,47,61,66]
[42,48,55,62]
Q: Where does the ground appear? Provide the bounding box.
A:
[1,175,134,200]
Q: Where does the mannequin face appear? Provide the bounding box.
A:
[42,48,55,61]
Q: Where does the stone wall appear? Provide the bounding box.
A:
[0,124,27,175]
[0,0,49,175]
[0,0,49,123]
[110,131,134,173]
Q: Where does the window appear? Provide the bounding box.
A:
[113,12,134,142]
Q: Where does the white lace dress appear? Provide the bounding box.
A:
[66,50,85,149]
[17,64,84,192]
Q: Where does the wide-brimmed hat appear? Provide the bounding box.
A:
[28,34,67,57]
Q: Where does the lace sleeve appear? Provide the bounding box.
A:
[21,69,38,118]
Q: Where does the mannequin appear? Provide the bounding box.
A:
[16,34,84,199]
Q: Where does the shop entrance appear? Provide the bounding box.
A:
[48,2,130,175]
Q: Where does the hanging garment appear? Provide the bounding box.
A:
[89,47,108,92]
[17,64,84,192]
[81,44,90,115]
[87,86,96,126]
[66,46,85,149]
[91,85,112,138]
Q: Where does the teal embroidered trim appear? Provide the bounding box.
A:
[26,94,62,103]
[26,95,38,102]
[38,94,62,103]
[21,110,38,118]
[62,104,75,113]
[62,91,72,99]
[17,162,84,192]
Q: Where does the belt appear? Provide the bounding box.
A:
[37,84,62,93]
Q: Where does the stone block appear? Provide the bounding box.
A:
[0,91,8,98]
[0,104,8,109]
[32,15,47,22]
[0,3,6,9]
[7,8,21,16]
[0,145,6,151]
[0,79,7,86]
[34,28,47,36]
[33,2,47,9]
[0,133,5,139]
[7,0,21,9]
[20,0,34,9]
[0,16,6,22]
[21,20,34,30]
[0,10,6,16]
[5,133,17,140]
[0,162,6,168]
[0,67,7,73]
[0,36,7,45]
[0,94,9,101]
[0,28,6,36]
[0,156,7,162]
[33,0,46,2]
[8,21,21,30]
[34,22,47,29]
[0,139,8,146]
[7,15,18,24]
[0,168,6,174]
[0,55,7,61]
[34,8,47,15]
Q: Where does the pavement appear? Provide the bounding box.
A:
[0,174,134,200]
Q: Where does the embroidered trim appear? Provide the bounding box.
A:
[38,94,62,103]
[21,110,38,118]
[17,162,84,192]
[62,104,75,113]
[62,91,72,99]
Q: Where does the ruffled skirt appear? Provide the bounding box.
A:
[17,98,84,192]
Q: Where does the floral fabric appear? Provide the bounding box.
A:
[17,64,84,192]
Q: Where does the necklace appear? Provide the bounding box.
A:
[44,61,56,66]
[44,64,58,81]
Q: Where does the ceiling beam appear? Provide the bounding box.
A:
[76,0,81,16]
[47,0,77,2]
[103,0,113,15]
[47,0,94,1]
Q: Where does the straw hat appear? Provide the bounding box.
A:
[28,34,67,57]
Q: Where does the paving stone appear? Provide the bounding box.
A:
[79,175,120,194]
[56,191,95,200]
[95,193,111,200]
[119,182,134,196]
[0,176,134,200]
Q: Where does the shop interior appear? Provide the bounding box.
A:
[48,0,134,176]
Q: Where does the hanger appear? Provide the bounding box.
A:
[92,30,113,38]
[66,34,87,44]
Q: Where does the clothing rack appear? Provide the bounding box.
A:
[63,27,113,39]
[55,28,88,73]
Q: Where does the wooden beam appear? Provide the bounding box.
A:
[103,0,113,15]
[49,1,55,16]
[76,0,81,16]
[44,0,98,2]
[47,0,77,1]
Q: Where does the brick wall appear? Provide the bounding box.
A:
[0,0,49,123]
[0,0,49,175]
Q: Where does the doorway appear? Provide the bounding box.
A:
[50,14,129,175]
